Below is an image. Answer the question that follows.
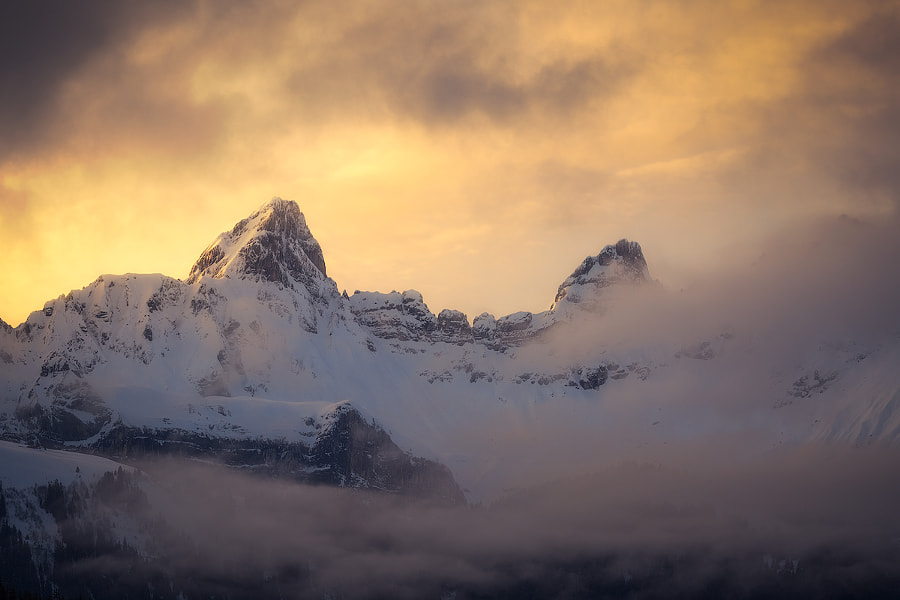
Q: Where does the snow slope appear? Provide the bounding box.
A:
[0,440,132,490]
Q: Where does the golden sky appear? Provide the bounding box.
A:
[1,0,898,326]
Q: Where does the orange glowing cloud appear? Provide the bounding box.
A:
[1,0,897,326]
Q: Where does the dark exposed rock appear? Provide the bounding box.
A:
[85,406,464,505]
[472,312,496,342]
[238,235,301,289]
[257,199,327,277]
[571,365,609,390]
[349,290,438,342]
[310,404,464,503]
[615,238,648,279]
[146,277,185,313]
[190,296,210,315]
[497,311,533,332]
[789,370,838,398]
[40,352,71,377]
[470,311,539,350]
[435,309,474,344]
[553,239,650,307]
[15,381,111,443]
[187,245,225,281]
[185,198,328,288]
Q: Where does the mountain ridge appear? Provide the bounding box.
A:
[0,197,653,502]
[1,197,898,505]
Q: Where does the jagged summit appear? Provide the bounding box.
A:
[550,239,650,311]
[185,198,328,291]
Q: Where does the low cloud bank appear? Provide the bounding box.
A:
[104,446,900,599]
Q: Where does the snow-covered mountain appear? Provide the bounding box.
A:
[1,198,899,502]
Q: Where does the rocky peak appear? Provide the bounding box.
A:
[551,239,650,312]
[611,239,648,281]
[185,198,329,292]
[434,309,474,344]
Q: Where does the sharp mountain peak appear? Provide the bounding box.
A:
[185,198,328,289]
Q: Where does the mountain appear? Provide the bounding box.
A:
[1,197,899,504]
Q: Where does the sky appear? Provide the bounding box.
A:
[1,0,898,327]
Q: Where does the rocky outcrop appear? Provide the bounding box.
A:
[88,404,465,505]
[470,311,543,350]
[310,404,464,503]
[348,289,437,342]
[434,309,474,344]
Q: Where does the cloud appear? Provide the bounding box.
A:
[273,2,638,129]
[0,0,198,163]
[806,10,900,203]
[441,212,900,501]
[1,0,898,330]
[393,53,632,126]
[710,3,900,215]
[88,445,900,599]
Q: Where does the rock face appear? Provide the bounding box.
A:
[309,404,464,502]
[347,293,477,346]
[551,239,650,313]
[186,198,335,302]
[348,289,438,342]
[434,309,474,344]
[88,403,463,503]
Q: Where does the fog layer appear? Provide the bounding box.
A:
[115,445,900,599]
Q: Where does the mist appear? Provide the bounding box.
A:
[427,213,900,499]
[52,443,893,600]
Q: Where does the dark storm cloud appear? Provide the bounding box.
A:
[404,55,630,124]
[817,9,900,74]
[736,5,900,209]
[284,3,637,127]
[0,0,195,162]
[806,9,900,200]
[0,0,636,166]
